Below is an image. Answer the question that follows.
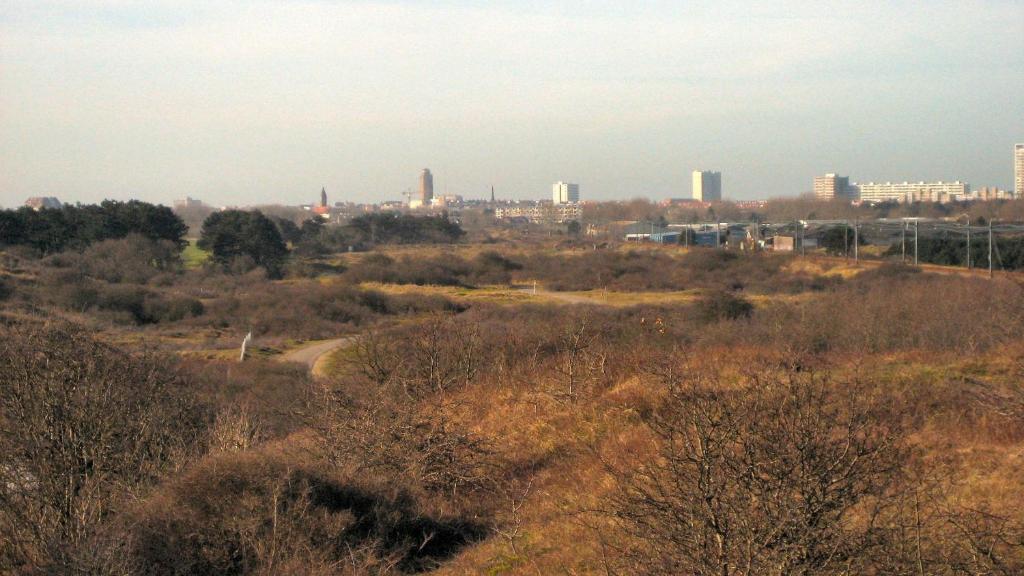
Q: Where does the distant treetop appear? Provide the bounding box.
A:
[0,200,187,254]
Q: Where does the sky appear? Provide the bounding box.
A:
[1,0,1022,208]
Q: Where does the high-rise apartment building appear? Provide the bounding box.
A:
[552,181,580,204]
[1015,144,1023,196]
[814,174,851,201]
[692,171,722,202]
[419,169,434,204]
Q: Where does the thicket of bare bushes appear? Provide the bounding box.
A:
[340,250,522,287]
[723,267,1024,356]
[0,322,208,572]
[517,249,837,293]
[600,362,908,575]
[191,283,462,339]
[43,234,182,284]
[122,452,486,575]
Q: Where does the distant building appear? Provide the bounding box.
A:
[24,197,62,210]
[420,169,434,205]
[552,182,580,205]
[733,200,768,210]
[658,198,709,208]
[814,174,851,201]
[967,187,1014,201]
[623,223,679,243]
[852,181,969,203]
[434,194,464,208]
[173,196,204,209]
[773,235,797,252]
[495,202,581,223]
[1016,144,1023,197]
[692,171,722,202]
[312,187,330,216]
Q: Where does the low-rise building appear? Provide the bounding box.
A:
[495,202,581,223]
[24,197,62,210]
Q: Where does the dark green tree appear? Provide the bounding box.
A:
[0,201,186,254]
[820,226,866,256]
[273,218,303,245]
[198,210,288,277]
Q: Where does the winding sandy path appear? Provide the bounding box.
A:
[281,337,354,377]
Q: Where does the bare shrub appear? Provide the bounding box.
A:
[600,361,906,575]
[697,289,753,323]
[192,282,460,339]
[318,316,496,501]
[123,451,486,575]
[208,406,264,454]
[0,322,206,571]
[44,234,182,284]
[182,358,314,441]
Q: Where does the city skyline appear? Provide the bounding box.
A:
[1,1,1022,208]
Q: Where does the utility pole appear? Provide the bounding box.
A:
[854,219,859,263]
[844,221,849,259]
[902,221,907,262]
[716,222,721,249]
[800,222,805,256]
[914,220,919,266]
[989,219,994,279]
[965,217,971,269]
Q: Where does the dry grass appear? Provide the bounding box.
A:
[4,241,1023,574]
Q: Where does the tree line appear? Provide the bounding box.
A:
[0,201,187,254]
[0,203,465,278]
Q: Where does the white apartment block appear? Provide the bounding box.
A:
[851,181,969,204]
[552,182,580,204]
[692,171,722,202]
[496,203,582,223]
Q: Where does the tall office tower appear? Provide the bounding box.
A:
[552,181,580,204]
[420,169,434,204]
[1016,144,1024,197]
[320,187,327,207]
[814,174,851,200]
[692,170,722,202]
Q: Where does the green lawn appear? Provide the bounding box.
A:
[182,240,210,269]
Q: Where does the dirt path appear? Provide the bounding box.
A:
[281,337,354,377]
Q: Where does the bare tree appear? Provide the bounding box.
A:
[600,361,906,576]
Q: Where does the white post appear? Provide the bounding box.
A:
[240,331,252,362]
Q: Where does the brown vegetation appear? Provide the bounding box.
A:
[2,241,1023,575]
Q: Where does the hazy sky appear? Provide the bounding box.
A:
[1,0,1022,208]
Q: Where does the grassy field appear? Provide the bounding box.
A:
[181,239,210,269]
